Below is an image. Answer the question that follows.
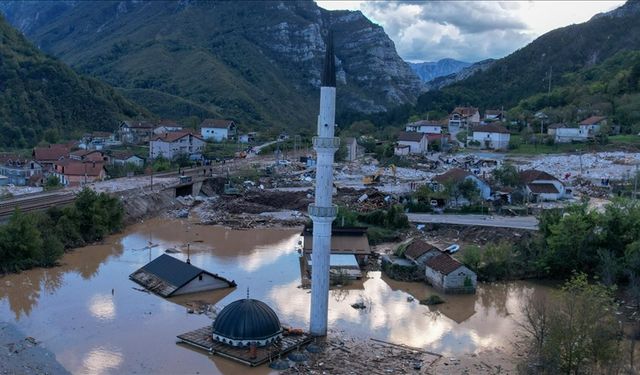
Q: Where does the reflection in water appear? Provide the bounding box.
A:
[82,347,123,375]
[0,217,555,374]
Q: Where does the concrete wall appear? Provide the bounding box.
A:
[425,265,477,294]
[172,273,230,295]
[398,139,425,154]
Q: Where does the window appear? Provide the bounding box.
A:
[198,274,203,281]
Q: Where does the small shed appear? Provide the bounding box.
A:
[302,226,371,265]
[425,253,476,294]
[129,254,236,297]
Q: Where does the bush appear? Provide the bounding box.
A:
[420,295,445,305]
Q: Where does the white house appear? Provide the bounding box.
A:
[425,253,477,294]
[200,119,236,142]
[405,120,443,134]
[470,123,510,150]
[555,116,606,143]
[448,107,480,133]
[149,131,205,160]
[343,137,363,161]
[433,168,492,202]
[397,131,427,154]
[111,151,145,168]
[519,169,569,201]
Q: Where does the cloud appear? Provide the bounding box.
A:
[359,1,534,62]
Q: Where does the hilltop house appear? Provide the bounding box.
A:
[433,168,491,203]
[118,121,155,144]
[425,253,477,294]
[470,123,510,150]
[200,119,237,142]
[52,160,106,186]
[0,157,43,186]
[448,107,480,132]
[519,169,569,201]
[150,131,205,160]
[405,120,443,134]
[397,131,427,154]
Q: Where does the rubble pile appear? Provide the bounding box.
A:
[422,224,534,246]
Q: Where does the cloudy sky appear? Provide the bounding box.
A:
[316,1,625,63]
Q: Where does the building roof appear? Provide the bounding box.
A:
[33,144,70,162]
[302,226,371,255]
[111,151,144,160]
[519,169,559,184]
[485,109,503,116]
[451,107,479,118]
[200,119,235,129]
[408,120,443,127]
[548,123,566,129]
[151,131,204,143]
[212,298,282,341]
[397,131,426,142]
[425,253,464,275]
[472,123,509,134]
[579,116,606,126]
[404,239,440,260]
[91,131,113,138]
[129,254,235,297]
[55,159,105,177]
[527,183,560,194]
[70,149,102,158]
[122,120,155,129]
[433,168,472,184]
[426,134,449,142]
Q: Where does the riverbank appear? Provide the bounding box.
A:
[0,322,70,375]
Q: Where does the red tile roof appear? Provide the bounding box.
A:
[425,253,464,275]
[151,131,204,143]
[527,183,559,194]
[519,169,559,184]
[579,116,606,126]
[471,123,509,134]
[200,119,235,129]
[404,239,440,260]
[433,168,472,184]
[452,107,479,118]
[55,160,105,177]
[397,131,426,142]
[33,145,70,162]
[426,134,449,142]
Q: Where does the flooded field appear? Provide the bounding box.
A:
[0,217,552,374]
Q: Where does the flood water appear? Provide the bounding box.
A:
[0,217,552,374]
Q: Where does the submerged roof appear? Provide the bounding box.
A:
[129,254,235,297]
[212,299,282,341]
[302,227,370,254]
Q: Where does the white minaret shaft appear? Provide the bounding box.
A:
[309,32,338,337]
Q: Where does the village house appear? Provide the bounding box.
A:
[405,120,444,134]
[546,123,566,136]
[200,119,237,142]
[0,157,43,186]
[130,254,236,297]
[519,169,569,201]
[425,253,477,294]
[117,120,155,144]
[426,133,450,151]
[484,109,504,122]
[80,131,118,150]
[69,149,108,163]
[343,137,363,162]
[153,120,183,135]
[52,159,106,186]
[302,226,371,279]
[403,239,441,269]
[149,131,205,160]
[397,131,427,154]
[470,123,511,150]
[433,168,492,203]
[555,116,608,143]
[448,107,480,132]
[110,151,145,168]
[32,144,70,172]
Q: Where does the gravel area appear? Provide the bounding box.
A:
[0,322,70,375]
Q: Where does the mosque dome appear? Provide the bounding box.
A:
[212,298,283,347]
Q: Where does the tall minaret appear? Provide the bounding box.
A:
[309,31,338,337]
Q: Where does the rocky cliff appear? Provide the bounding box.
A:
[0,0,423,130]
[408,58,471,83]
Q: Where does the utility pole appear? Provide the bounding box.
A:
[548,66,552,95]
[634,163,639,199]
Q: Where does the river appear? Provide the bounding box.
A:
[0,217,553,374]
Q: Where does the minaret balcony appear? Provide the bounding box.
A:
[312,136,340,150]
[308,204,337,219]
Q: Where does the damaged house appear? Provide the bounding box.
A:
[425,253,477,294]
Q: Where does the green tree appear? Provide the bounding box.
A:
[461,245,482,272]
[0,210,44,272]
[493,163,521,187]
[44,175,62,191]
[459,178,480,203]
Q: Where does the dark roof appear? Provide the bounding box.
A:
[129,254,235,297]
[397,131,425,142]
[404,239,440,260]
[110,151,144,160]
[200,119,235,129]
[519,169,559,184]
[33,144,70,162]
[321,30,336,87]
[425,253,464,275]
[579,116,606,126]
[433,168,472,184]
[212,299,282,341]
[151,131,204,143]
[527,183,559,194]
[548,123,566,129]
[472,123,509,134]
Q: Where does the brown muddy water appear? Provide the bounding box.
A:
[0,217,552,374]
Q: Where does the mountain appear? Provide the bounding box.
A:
[408,58,471,82]
[0,0,423,133]
[425,59,495,90]
[413,0,640,116]
[0,15,145,148]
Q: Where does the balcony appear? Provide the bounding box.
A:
[308,204,337,218]
[312,136,340,150]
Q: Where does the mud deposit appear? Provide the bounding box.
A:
[1,217,552,374]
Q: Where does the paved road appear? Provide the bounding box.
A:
[407,213,539,230]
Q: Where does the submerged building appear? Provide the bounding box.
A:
[211,298,283,347]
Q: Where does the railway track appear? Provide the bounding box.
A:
[0,192,76,219]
